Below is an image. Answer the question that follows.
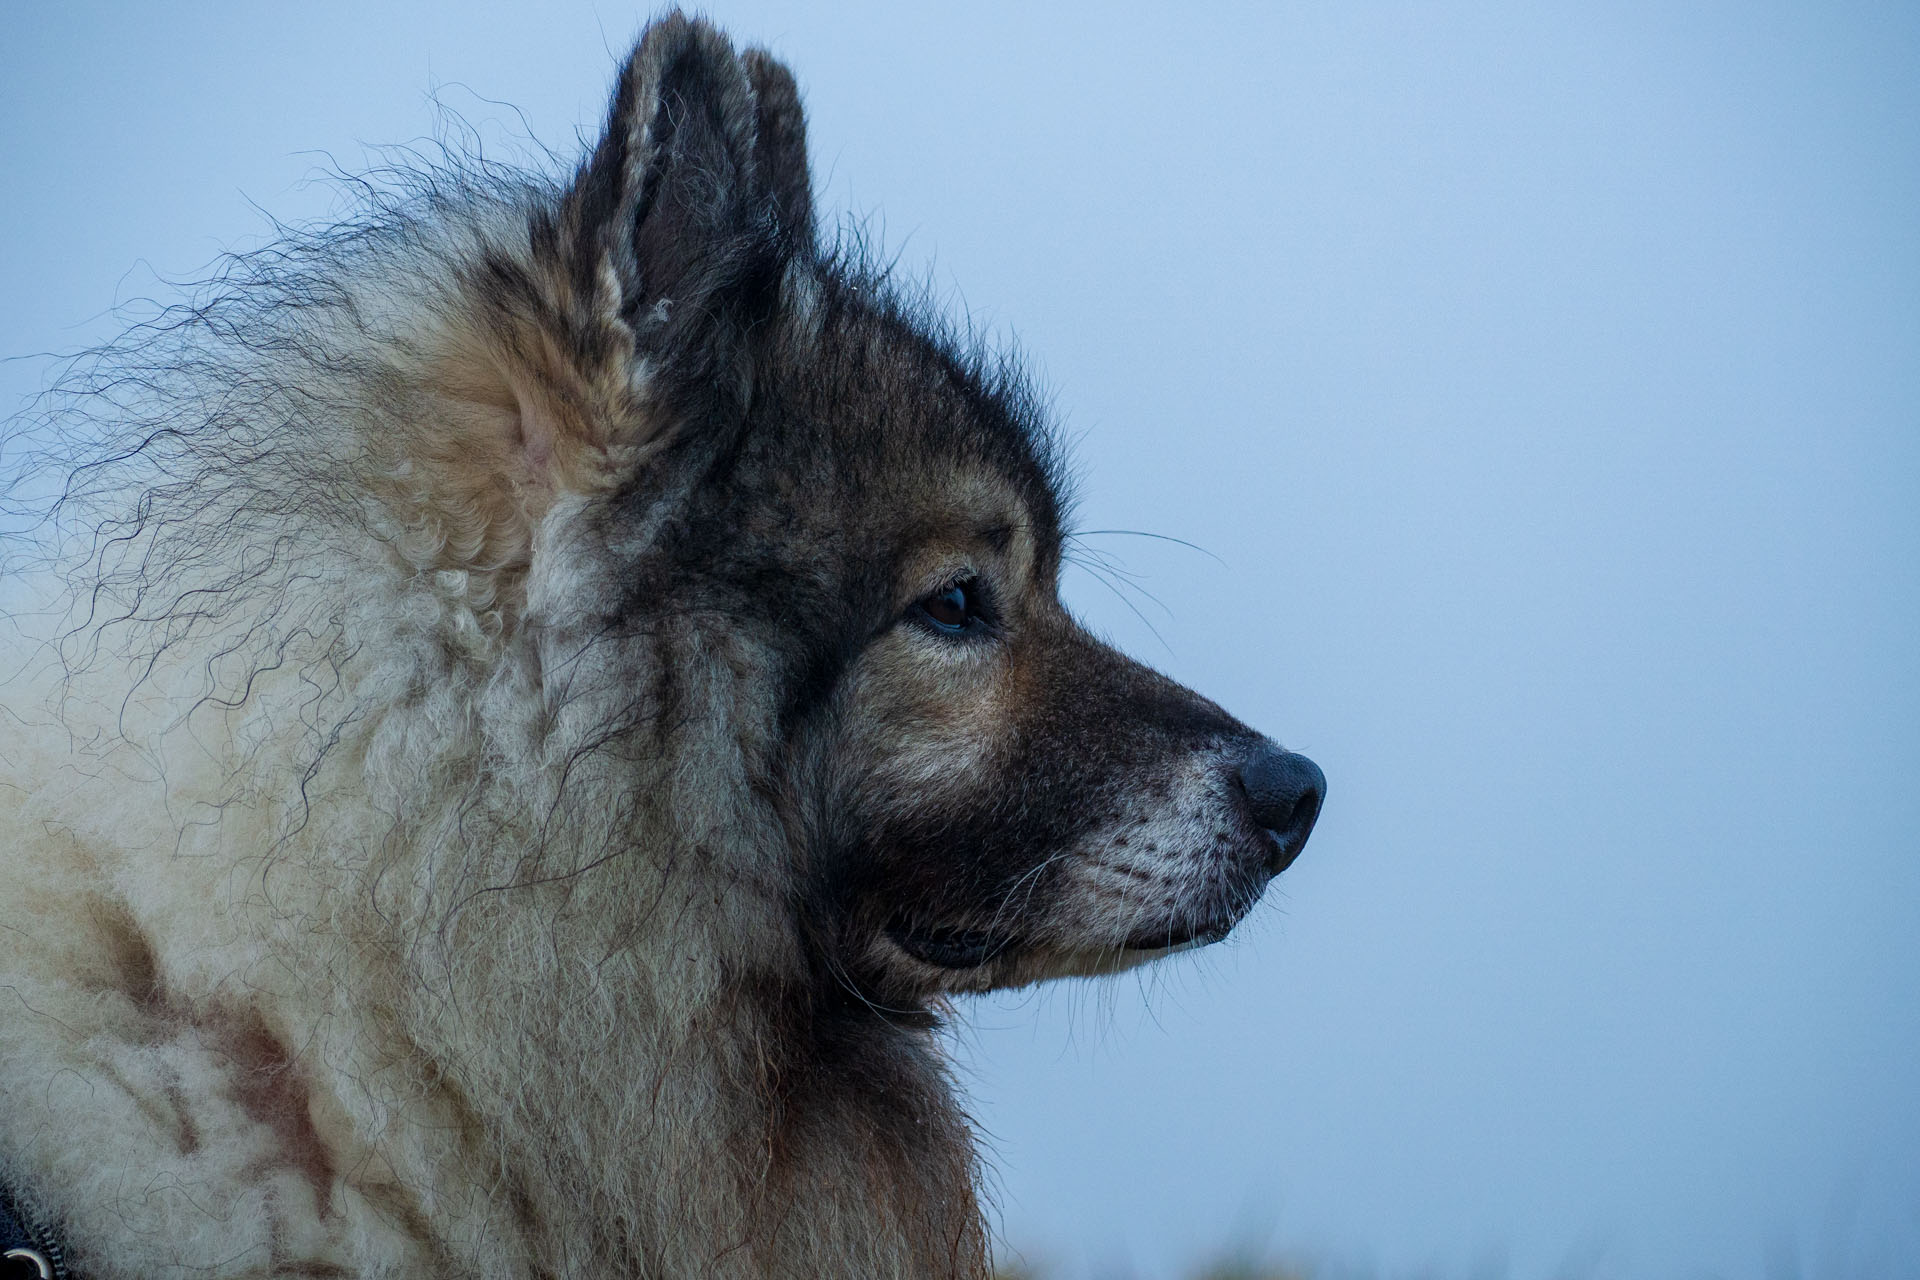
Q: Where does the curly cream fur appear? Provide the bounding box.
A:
[2,16,1325,1280]
[1,25,985,1280]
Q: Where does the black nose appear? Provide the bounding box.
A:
[1235,744,1326,874]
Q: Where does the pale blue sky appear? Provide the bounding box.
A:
[4,4,1916,1278]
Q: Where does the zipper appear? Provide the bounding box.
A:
[1,1184,71,1280]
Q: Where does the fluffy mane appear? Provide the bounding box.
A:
[1,26,995,1279]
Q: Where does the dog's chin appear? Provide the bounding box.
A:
[882,910,1249,995]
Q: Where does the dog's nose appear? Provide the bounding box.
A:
[1235,743,1326,874]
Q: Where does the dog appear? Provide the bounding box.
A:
[0,14,1324,1278]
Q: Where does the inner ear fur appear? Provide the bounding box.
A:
[558,12,811,393]
[408,12,813,574]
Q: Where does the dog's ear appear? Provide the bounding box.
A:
[415,16,814,576]
[741,47,813,255]
[560,15,812,385]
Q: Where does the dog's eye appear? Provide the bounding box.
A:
[914,579,986,636]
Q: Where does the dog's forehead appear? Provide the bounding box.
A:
[889,471,1046,590]
[776,289,1068,560]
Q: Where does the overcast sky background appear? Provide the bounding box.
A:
[4,4,1916,1278]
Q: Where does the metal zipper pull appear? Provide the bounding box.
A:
[3,1248,54,1280]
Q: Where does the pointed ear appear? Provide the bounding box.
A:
[398,17,815,581]
[742,47,813,252]
[560,15,813,367]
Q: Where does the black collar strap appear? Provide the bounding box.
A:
[0,1182,68,1280]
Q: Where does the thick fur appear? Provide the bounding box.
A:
[0,16,1318,1280]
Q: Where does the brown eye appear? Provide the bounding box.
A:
[915,579,981,635]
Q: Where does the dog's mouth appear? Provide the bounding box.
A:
[886,915,1239,971]
[886,921,1019,969]
[1122,917,1236,952]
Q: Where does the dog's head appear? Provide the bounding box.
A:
[438,15,1323,1010]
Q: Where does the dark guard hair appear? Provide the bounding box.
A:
[0,13,1323,1280]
